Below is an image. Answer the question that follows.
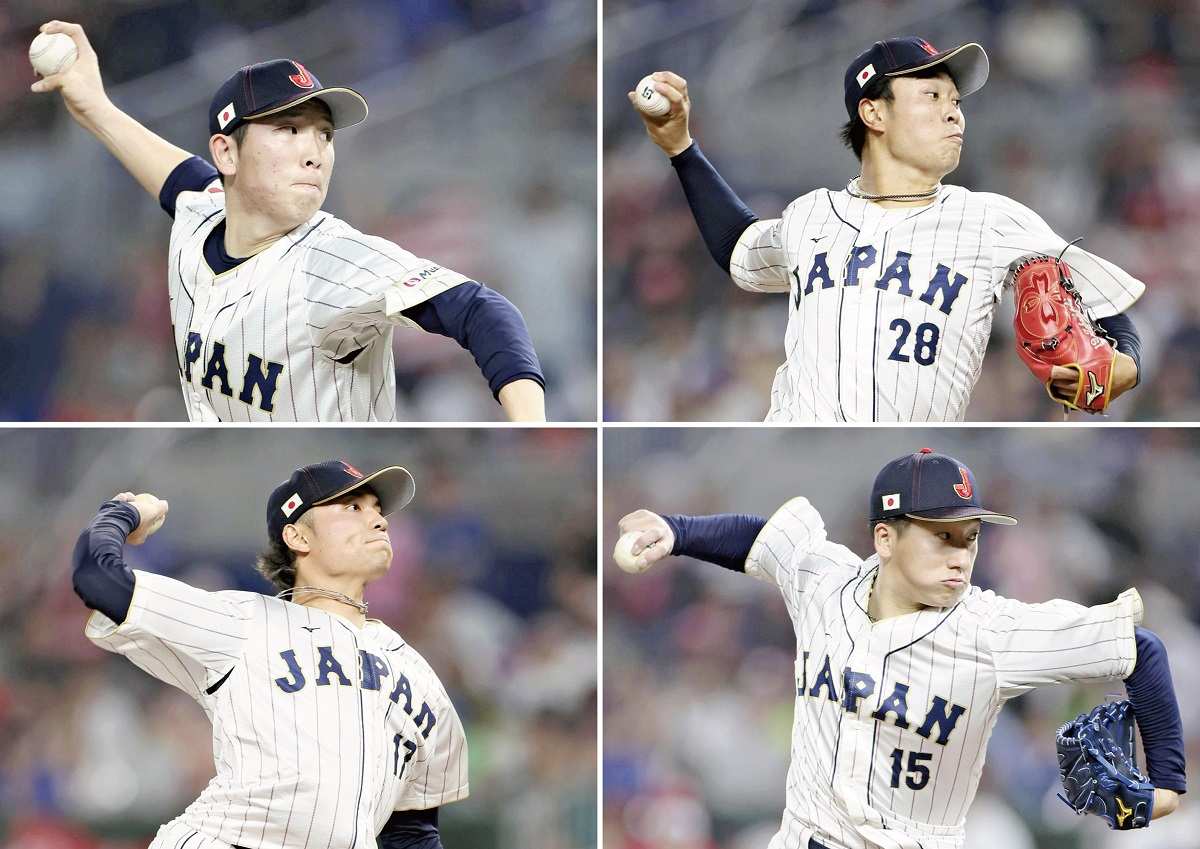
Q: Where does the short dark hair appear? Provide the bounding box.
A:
[255,513,312,592]
[217,123,250,187]
[839,66,951,161]
[870,516,910,536]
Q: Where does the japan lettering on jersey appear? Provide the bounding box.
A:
[742,497,1142,849]
[729,188,1145,422]
[85,570,468,849]
[167,180,470,421]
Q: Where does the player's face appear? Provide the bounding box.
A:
[302,490,392,580]
[885,517,979,606]
[878,72,964,179]
[232,101,336,226]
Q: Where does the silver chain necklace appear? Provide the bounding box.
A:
[847,176,940,202]
[276,585,368,615]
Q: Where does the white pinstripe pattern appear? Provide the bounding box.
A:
[728,186,1146,422]
[86,571,469,849]
[167,183,470,421]
[743,503,1143,849]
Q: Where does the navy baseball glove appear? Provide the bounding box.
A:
[1055,700,1155,829]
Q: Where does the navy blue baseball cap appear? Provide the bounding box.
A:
[844,37,989,119]
[869,448,1016,524]
[267,459,415,544]
[210,59,368,137]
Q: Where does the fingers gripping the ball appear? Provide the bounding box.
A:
[114,492,169,545]
[615,510,676,574]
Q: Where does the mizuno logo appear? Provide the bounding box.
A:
[1085,371,1104,405]
[1115,797,1132,826]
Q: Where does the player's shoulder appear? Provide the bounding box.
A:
[304,215,424,273]
[172,181,227,224]
[960,188,1044,224]
[779,188,829,220]
[952,585,1026,625]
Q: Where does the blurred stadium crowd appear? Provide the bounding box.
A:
[0,0,596,421]
[604,428,1200,849]
[0,428,597,849]
[604,0,1200,421]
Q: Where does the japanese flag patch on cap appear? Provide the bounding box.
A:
[281,492,304,518]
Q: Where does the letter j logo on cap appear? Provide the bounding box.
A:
[881,493,900,511]
[953,468,973,500]
[857,64,876,87]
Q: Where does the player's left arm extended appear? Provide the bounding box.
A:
[401,283,546,422]
[1125,626,1187,816]
[377,808,442,849]
[619,510,767,572]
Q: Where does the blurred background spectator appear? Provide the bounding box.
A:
[604,427,1200,848]
[603,0,1200,421]
[0,0,596,421]
[0,427,597,849]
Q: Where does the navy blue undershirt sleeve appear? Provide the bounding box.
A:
[1124,626,1187,793]
[1096,312,1142,386]
[401,282,544,401]
[669,142,759,273]
[378,807,442,849]
[71,501,141,624]
[159,155,221,218]
[660,513,767,572]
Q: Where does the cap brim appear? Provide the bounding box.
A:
[905,506,1017,526]
[886,42,989,98]
[315,466,415,515]
[244,87,369,130]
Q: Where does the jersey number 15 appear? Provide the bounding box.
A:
[889,748,933,790]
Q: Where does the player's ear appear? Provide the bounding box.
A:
[210,133,238,180]
[859,97,886,133]
[873,521,895,559]
[282,521,311,555]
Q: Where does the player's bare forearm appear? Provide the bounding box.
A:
[498,379,545,422]
[1152,788,1180,819]
[31,21,191,200]
[81,101,192,199]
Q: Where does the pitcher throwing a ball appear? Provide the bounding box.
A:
[615,448,1186,848]
[630,38,1146,421]
[73,459,468,849]
[34,20,545,422]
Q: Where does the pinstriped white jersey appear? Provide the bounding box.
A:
[729,186,1145,421]
[168,179,470,421]
[85,570,468,849]
[744,497,1142,849]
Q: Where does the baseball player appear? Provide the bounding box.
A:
[72,459,467,849]
[615,448,1187,849]
[34,20,545,422]
[630,37,1145,421]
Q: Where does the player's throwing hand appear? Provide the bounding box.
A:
[627,71,693,157]
[615,509,676,571]
[29,21,110,125]
[113,491,169,545]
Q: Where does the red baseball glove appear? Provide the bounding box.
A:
[1010,254,1117,414]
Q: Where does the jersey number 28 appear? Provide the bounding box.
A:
[887,319,940,366]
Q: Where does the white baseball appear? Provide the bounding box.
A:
[613,531,654,574]
[29,32,77,77]
[633,75,670,118]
